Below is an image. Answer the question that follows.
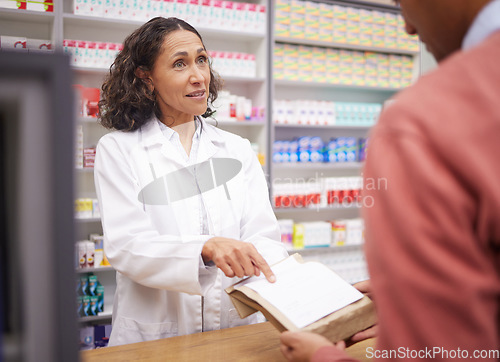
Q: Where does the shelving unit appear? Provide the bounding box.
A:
[275,35,418,55]
[76,266,116,324]
[268,0,420,282]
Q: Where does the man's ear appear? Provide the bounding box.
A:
[135,67,153,91]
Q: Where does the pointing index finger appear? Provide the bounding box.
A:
[251,254,276,283]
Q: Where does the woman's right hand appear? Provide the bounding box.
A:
[202,237,276,283]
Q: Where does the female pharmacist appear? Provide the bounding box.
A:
[94,17,288,346]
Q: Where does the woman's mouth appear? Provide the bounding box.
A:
[186,90,206,99]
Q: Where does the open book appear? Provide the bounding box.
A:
[225,254,376,342]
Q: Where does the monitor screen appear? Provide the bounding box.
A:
[0,51,78,362]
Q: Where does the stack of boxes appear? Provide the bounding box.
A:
[209,51,257,78]
[0,0,53,11]
[275,0,419,52]
[63,40,122,69]
[274,43,414,88]
[0,36,52,52]
[75,198,100,219]
[278,218,365,250]
[273,137,369,164]
[273,176,364,209]
[273,99,381,126]
[73,0,266,35]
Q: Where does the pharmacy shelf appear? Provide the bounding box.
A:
[273,204,362,214]
[75,168,94,173]
[222,76,266,84]
[275,36,419,56]
[71,66,265,85]
[0,8,54,24]
[288,243,364,254]
[75,217,101,223]
[274,79,400,93]
[79,310,112,323]
[63,13,265,42]
[274,123,372,130]
[76,266,114,273]
[207,119,266,127]
[78,116,100,123]
[273,162,364,170]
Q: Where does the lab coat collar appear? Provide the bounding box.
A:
[196,117,227,164]
[139,117,167,148]
[138,117,223,165]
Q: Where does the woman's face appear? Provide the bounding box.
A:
[148,30,211,124]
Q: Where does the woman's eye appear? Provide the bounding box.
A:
[174,61,184,68]
[197,56,207,64]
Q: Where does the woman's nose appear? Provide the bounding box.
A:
[190,65,205,84]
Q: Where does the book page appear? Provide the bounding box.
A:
[235,256,363,329]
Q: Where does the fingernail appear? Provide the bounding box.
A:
[269,275,276,283]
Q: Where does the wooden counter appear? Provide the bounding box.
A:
[81,322,374,361]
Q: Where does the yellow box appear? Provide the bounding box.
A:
[319,18,333,31]
[305,28,320,40]
[284,68,299,81]
[291,0,305,14]
[305,14,319,28]
[275,23,290,37]
[346,20,360,34]
[298,45,312,58]
[364,75,378,87]
[290,25,306,39]
[346,7,360,22]
[346,33,361,45]
[389,54,403,67]
[333,5,347,20]
[385,37,397,49]
[339,72,354,85]
[292,223,305,249]
[326,48,340,62]
[372,10,385,25]
[274,68,285,80]
[359,9,372,23]
[290,12,305,26]
[377,76,390,88]
[402,56,413,69]
[305,1,319,16]
[319,29,333,43]
[352,74,365,86]
[359,33,372,47]
[372,35,385,48]
[275,10,291,25]
[333,18,347,32]
[333,30,346,43]
[319,2,332,18]
[364,63,377,77]
[339,49,353,62]
[276,0,291,12]
[385,12,398,26]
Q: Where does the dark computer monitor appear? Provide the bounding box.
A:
[0,51,78,361]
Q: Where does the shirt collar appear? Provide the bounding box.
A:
[157,117,202,141]
[462,0,500,50]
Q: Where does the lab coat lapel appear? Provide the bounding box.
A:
[197,125,221,235]
[140,118,186,171]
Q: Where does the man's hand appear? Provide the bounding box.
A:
[202,237,276,283]
[347,280,377,345]
[280,331,343,362]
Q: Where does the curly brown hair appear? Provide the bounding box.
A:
[99,17,222,131]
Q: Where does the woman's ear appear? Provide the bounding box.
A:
[135,67,154,92]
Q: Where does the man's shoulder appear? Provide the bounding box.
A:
[390,31,500,122]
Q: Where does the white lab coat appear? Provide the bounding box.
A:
[94,118,288,346]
